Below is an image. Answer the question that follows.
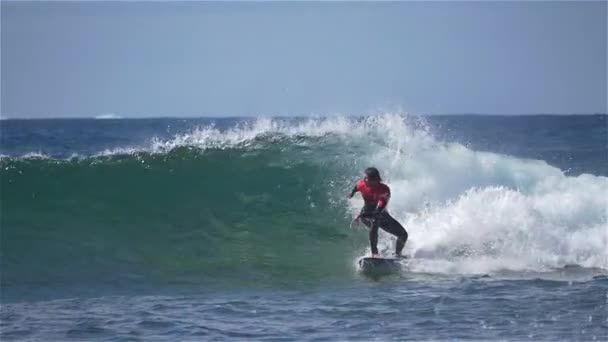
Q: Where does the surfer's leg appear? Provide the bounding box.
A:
[395,236,407,256]
[369,221,380,255]
[359,210,380,255]
[378,213,408,256]
[360,207,381,256]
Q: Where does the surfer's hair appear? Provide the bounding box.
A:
[364,167,382,181]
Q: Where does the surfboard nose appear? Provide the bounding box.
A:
[358,257,403,277]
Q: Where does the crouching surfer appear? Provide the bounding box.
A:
[347,167,408,258]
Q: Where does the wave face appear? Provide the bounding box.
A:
[1,115,607,299]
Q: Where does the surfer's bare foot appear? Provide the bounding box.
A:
[371,253,380,258]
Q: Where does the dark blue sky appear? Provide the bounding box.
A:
[1,1,606,118]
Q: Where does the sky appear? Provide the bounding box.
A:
[1,1,606,118]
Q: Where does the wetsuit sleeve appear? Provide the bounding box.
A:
[349,180,362,197]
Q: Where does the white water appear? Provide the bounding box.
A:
[344,114,608,274]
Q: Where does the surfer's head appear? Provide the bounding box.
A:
[364,167,382,187]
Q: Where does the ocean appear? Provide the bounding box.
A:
[1,114,607,340]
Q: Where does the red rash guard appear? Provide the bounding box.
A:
[356,179,391,211]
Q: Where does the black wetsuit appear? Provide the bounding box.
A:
[353,179,408,256]
[360,206,408,256]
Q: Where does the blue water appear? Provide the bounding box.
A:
[1,114,607,340]
[2,277,607,340]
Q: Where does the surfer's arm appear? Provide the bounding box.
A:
[347,185,358,199]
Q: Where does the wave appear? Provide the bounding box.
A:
[95,113,122,119]
[1,114,606,290]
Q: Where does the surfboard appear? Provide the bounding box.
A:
[358,257,404,276]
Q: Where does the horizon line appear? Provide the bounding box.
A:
[1,113,607,120]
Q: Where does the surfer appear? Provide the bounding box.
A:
[347,167,408,258]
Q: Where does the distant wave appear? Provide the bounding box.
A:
[95,113,122,119]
